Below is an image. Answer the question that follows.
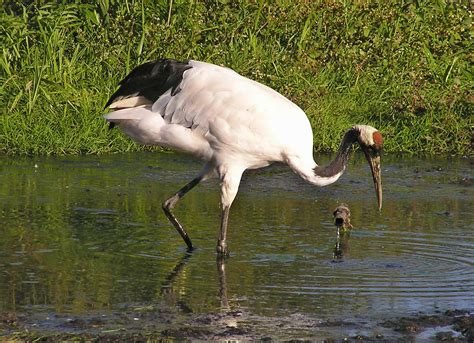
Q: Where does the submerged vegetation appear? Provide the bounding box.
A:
[1,1,472,155]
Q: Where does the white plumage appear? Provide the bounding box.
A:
[105,59,383,255]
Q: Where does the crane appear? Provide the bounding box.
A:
[104,58,383,256]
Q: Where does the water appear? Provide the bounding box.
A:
[0,152,472,338]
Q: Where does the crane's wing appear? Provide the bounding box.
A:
[151,60,303,137]
[104,59,312,161]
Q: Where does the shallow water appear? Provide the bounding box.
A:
[0,152,473,339]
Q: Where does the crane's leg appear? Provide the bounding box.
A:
[217,205,231,255]
[162,176,202,250]
[162,164,213,251]
[216,167,244,256]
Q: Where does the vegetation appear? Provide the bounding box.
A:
[1,0,472,155]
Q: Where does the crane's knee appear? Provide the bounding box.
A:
[162,195,179,212]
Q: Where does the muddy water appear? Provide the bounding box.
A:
[0,152,472,339]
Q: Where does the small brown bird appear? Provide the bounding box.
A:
[333,203,353,230]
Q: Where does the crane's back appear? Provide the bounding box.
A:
[105,59,315,169]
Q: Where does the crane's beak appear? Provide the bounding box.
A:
[363,148,383,211]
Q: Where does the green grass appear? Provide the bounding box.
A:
[1,0,472,155]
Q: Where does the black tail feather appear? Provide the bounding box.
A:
[104,58,192,109]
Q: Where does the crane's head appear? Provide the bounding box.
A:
[353,125,383,211]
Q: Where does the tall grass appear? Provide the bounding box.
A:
[1,1,472,155]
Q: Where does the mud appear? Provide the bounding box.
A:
[2,309,473,342]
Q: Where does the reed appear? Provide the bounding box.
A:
[1,1,472,155]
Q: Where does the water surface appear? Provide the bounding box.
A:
[0,152,472,339]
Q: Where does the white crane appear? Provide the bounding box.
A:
[104,58,383,256]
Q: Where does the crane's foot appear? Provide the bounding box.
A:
[216,239,230,257]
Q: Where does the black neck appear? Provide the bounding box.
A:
[313,128,359,178]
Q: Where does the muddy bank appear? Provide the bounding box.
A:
[1,309,472,342]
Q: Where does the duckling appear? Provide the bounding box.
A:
[333,203,353,230]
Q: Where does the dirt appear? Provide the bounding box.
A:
[1,309,473,342]
[382,310,474,342]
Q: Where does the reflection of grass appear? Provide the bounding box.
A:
[1,2,472,155]
[0,153,472,320]
[0,153,229,314]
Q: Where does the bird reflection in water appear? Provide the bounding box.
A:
[160,252,194,313]
[333,228,351,262]
[216,258,229,311]
[160,253,230,313]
